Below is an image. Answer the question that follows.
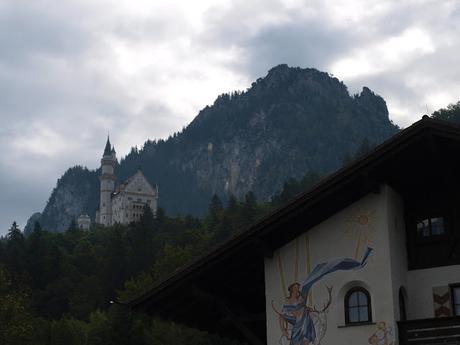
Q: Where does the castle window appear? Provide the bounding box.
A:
[345,287,372,324]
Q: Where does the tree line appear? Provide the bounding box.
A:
[0,171,321,345]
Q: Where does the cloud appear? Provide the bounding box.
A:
[1,0,460,233]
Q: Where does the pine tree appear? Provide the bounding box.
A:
[33,220,42,234]
[139,205,155,231]
[209,193,223,216]
[5,222,26,284]
[227,194,238,213]
[244,191,257,210]
[241,191,257,225]
[7,221,23,242]
[68,218,78,232]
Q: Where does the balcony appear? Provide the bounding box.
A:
[398,316,460,345]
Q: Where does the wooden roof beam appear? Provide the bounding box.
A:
[252,237,274,258]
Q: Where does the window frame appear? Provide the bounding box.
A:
[450,283,460,317]
[405,193,457,270]
[344,287,372,325]
[416,216,447,239]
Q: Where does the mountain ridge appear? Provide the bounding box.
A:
[26,65,399,233]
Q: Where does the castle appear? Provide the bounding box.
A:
[92,136,159,227]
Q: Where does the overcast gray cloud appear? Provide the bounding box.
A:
[1,0,460,234]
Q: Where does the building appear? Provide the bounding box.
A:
[95,136,158,226]
[77,214,91,230]
[126,117,460,345]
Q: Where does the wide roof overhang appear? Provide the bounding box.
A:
[126,117,460,345]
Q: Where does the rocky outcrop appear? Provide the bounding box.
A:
[24,212,42,235]
[29,167,99,232]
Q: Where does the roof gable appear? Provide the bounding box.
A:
[123,170,156,195]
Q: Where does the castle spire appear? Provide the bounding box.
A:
[104,135,112,156]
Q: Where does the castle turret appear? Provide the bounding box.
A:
[99,136,117,226]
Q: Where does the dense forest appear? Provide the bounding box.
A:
[1,171,321,345]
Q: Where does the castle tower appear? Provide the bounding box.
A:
[99,136,117,226]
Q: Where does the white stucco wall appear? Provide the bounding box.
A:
[386,187,407,324]
[264,186,399,345]
[407,265,460,320]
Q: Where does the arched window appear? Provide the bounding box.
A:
[345,287,372,324]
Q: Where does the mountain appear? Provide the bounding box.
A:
[26,65,399,233]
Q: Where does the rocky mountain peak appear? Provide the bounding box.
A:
[27,66,399,232]
[251,65,349,99]
[355,86,390,122]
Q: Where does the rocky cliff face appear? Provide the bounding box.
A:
[24,212,42,233]
[27,65,399,232]
[25,167,99,233]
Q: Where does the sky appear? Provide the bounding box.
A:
[1,0,460,234]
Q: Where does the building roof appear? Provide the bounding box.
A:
[104,136,112,156]
[114,169,157,195]
[126,117,460,345]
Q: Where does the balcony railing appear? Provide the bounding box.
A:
[398,316,460,345]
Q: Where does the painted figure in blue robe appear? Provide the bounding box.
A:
[278,247,373,345]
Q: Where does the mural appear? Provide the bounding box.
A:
[433,286,452,317]
[368,322,394,345]
[345,209,376,260]
[272,244,374,345]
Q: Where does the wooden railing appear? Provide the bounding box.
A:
[398,316,460,344]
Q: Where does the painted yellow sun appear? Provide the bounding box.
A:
[357,214,369,225]
[345,209,375,259]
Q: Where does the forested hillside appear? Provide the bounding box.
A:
[1,172,320,344]
[27,65,399,232]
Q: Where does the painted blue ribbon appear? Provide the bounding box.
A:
[282,247,373,345]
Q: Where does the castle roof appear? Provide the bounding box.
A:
[112,169,157,197]
[104,136,112,156]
